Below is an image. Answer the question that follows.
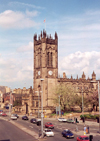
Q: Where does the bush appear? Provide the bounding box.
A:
[80,114,98,119]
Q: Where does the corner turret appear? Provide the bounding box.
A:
[92,71,96,81]
[82,72,86,79]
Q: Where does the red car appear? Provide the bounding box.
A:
[45,122,54,129]
[2,112,7,116]
[77,135,89,141]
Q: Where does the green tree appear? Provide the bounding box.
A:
[13,100,22,107]
[74,93,88,112]
[86,89,98,111]
[53,83,77,111]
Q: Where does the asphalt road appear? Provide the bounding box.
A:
[0,118,36,141]
[1,115,100,141]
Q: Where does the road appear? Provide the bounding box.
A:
[0,115,100,141]
[0,118,36,141]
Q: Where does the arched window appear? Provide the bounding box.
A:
[51,52,53,66]
[47,52,53,66]
[47,52,49,66]
[38,51,41,67]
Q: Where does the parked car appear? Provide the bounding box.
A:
[30,118,37,124]
[58,118,67,122]
[66,119,75,123]
[13,114,19,118]
[45,122,54,129]
[11,114,17,120]
[43,129,54,137]
[2,112,7,116]
[77,135,89,141]
[22,115,28,120]
[62,129,74,138]
[0,110,3,115]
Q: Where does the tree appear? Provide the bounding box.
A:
[86,89,98,111]
[74,93,88,112]
[13,100,22,107]
[53,83,77,111]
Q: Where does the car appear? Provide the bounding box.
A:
[11,114,17,120]
[45,122,54,129]
[66,119,75,123]
[0,110,3,115]
[30,118,37,124]
[62,129,74,138]
[43,129,54,137]
[13,114,19,118]
[22,115,29,120]
[2,112,7,116]
[77,135,89,141]
[58,118,67,122]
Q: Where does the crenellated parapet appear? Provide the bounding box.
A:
[33,30,58,45]
[58,71,96,83]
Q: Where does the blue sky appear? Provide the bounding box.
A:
[0,0,100,89]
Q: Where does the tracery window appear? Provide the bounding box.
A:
[47,52,53,67]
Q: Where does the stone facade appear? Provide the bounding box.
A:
[5,30,99,115]
[33,30,58,108]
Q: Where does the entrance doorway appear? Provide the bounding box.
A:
[25,103,28,114]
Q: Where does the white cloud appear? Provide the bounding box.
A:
[0,10,40,29]
[59,51,100,79]
[9,2,45,9]
[26,10,39,17]
[17,41,33,52]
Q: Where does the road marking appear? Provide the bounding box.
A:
[21,127,26,130]
[29,126,33,128]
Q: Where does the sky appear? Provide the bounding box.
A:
[0,0,100,90]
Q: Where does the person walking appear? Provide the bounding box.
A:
[84,125,86,135]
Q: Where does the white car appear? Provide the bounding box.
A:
[43,129,54,137]
[11,114,17,120]
[58,118,67,122]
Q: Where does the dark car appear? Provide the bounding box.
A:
[62,129,74,138]
[22,115,28,120]
[77,135,89,141]
[45,122,54,129]
[30,118,37,124]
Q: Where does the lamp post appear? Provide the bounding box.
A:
[59,95,60,118]
[35,91,39,118]
[9,90,12,121]
[40,78,44,137]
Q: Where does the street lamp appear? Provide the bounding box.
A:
[40,78,44,137]
[58,95,61,118]
[35,91,40,118]
[9,90,12,121]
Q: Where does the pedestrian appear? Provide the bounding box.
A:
[87,126,89,134]
[84,125,86,135]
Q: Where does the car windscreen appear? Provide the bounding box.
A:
[83,137,89,140]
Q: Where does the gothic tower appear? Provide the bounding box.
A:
[33,30,58,109]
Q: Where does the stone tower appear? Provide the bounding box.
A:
[33,30,58,108]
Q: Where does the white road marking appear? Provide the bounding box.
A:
[29,126,33,128]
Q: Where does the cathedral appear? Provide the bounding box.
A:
[12,30,98,115]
